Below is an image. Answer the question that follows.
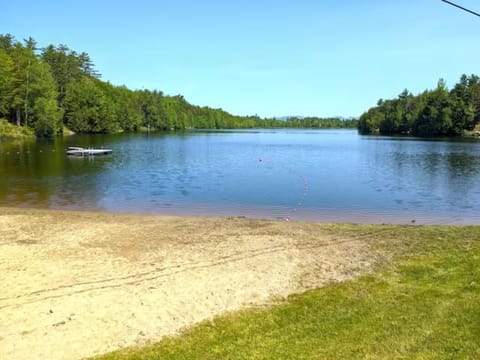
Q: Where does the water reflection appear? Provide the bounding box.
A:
[0,136,113,210]
[0,130,479,224]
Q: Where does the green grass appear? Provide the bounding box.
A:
[95,225,480,360]
[0,118,34,139]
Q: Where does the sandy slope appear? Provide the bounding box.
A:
[0,207,373,359]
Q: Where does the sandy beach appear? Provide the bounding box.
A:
[0,207,373,359]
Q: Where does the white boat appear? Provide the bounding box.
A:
[66,146,112,156]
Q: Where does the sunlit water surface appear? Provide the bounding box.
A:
[1,129,479,224]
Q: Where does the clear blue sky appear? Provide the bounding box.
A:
[3,0,480,118]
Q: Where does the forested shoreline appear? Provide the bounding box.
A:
[358,76,480,137]
[0,35,357,138]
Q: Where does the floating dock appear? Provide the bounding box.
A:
[66,146,112,156]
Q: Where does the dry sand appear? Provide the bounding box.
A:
[0,207,373,359]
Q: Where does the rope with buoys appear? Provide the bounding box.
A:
[285,175,309,222]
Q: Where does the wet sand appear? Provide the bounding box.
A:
[0,207,373,359]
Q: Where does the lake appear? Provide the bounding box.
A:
[1,129,479,224]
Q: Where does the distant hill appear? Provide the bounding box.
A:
[278,116,357,121]
[277,116,305,121]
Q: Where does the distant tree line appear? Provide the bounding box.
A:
[0,34,356,137]
[271,117,358,129]
[358,76,480,137]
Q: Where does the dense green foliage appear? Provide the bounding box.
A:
[359,76,480,137]
[95,225,480,360]
[0,34,356,137]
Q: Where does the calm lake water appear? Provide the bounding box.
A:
[1,129,480,224]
